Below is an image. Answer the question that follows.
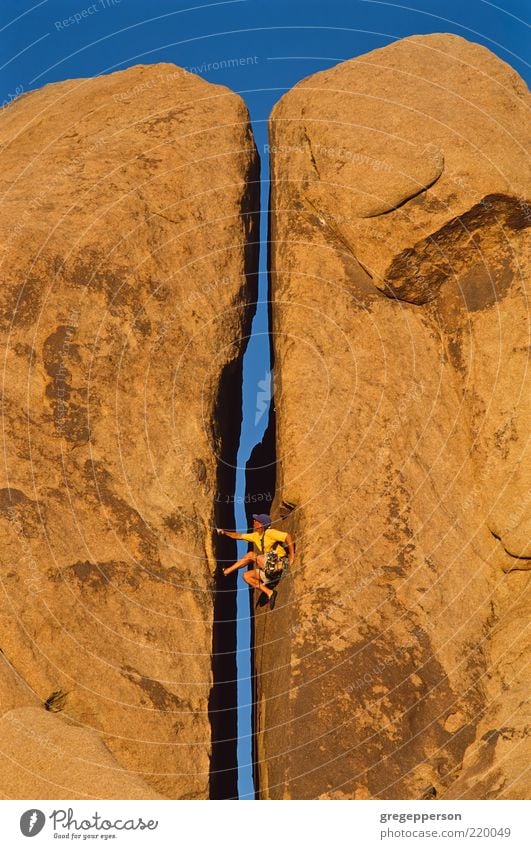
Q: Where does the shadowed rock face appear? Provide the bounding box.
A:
[259,34,530,799]
[0,63,259,798]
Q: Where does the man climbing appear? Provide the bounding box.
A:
[217,514,294,610]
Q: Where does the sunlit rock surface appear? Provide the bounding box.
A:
[0,62,259,799]
[257,33,530,800]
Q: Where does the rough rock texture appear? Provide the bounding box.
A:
[0,706,164,799]
[258,34,530,799]
[0,63,258,798]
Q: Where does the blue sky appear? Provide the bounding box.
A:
[1,0,528,802]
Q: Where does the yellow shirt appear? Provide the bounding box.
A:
[241,528,289,558]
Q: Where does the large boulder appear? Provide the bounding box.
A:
[257,33,530,799]
[0,63,259,798]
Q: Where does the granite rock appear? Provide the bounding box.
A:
[256,33,530,800]
[0,63,259,799]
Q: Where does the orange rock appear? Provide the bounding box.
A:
[0,63,259,799]
[256,33,530,799]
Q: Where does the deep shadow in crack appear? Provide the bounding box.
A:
[208,150,260,800]
[244,255,277,798]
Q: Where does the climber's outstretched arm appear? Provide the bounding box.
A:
[217,528,246,540]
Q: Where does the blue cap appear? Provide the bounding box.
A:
[252,513,272,528]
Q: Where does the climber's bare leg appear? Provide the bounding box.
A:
[222,551,256,576]
[243,568,272,599]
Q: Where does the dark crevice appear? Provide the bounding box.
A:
[208,149,260,800]
[245,398,276,798]
[244,197,277,799]
[208,358,243,801]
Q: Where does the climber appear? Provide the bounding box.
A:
[217,514,294,610]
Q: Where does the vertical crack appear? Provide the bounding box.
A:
[208,149,260,799]
[244,219,277,799]
[245,400,276,797]
[208,356,242,800]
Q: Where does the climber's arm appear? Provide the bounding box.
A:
[217,529,247,540]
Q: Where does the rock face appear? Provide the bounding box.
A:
[0,63,259,798]
[0,704,164,799]
[258,34,530,799]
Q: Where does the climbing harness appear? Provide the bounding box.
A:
[258,531,289,581]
